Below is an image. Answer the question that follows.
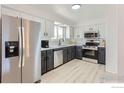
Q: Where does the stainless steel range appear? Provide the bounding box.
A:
[82,40,99,63]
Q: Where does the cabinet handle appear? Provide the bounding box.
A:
[44,32,45,36]
[46,56,49,60]
[46,33,48,36]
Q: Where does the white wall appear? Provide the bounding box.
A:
[105,5,118,74]
[106,5,124,75]
[117,5,124,76]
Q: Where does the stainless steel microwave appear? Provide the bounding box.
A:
[84,32,99,38]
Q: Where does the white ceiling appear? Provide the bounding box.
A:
[33,4,109,24]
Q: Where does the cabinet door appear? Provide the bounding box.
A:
[45,19,54,39]
[99,24,106,39]
[74,26,83,39]
[63,47,68,63]
[41,18,46,39]
[46,50,54,71]
[41,51,47,75]
[69,26,74,39]
[98,47,105,65]
[71,46,76,59]
[76,46,82,60]
[67,47,72,61]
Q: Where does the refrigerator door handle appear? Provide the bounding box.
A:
[18,27,22,68]
[22,27,25,67]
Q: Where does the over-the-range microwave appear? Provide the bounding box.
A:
[84,32,99,39]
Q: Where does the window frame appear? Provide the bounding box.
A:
[53,24,66,39]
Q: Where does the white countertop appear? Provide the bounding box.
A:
[41,44,105,51]
[41,44,81,51]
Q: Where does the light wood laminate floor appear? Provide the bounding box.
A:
[41,59,124,83]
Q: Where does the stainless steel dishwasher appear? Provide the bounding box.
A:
[54,48,63,68]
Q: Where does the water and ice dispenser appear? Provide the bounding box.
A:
[5,41,19,58]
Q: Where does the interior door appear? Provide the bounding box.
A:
[21,19,41,83]
[2,15,21,83]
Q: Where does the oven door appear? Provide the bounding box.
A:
[83,49,98,60]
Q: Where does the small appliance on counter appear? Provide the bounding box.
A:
[41,40,49,48]
[99,39,106,47]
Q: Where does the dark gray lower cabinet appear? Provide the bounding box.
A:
[63,46,76,63]
[41,49,54,75]
[67,47,72,61]
[41,51,47,75]
[46,50,54,71]
[98,47,105,65]
[75,46,82,60]
[41,46,82,75]
[63,46,82,63]
[71,46,76,59]
[63,47,68,63]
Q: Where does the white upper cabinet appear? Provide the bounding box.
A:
[41,18,54,40]
[65,26,70,39]
[83,23,106,39]
[45,19,54,39]
[83,24,99,32]
[74,23,106,39]
[69,26,74,39]
[98,24,106,39]
[74,26,78,38]
[74,26,83,39]
[41,18,46,39]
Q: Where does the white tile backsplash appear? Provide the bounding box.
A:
[48,38,76,47]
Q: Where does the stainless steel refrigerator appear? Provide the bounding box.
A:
[1,14,41,83]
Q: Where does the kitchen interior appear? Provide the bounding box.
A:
[0,4,124,83]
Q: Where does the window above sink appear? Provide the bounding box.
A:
[51,21,73,40]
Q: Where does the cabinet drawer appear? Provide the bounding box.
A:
[47,49,53,55]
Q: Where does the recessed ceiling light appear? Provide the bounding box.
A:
[72,4,81,10]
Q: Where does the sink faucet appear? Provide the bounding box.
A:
[58,39,65,46]
[58,39,61,46]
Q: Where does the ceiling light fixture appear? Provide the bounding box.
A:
[72,4,81,10]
